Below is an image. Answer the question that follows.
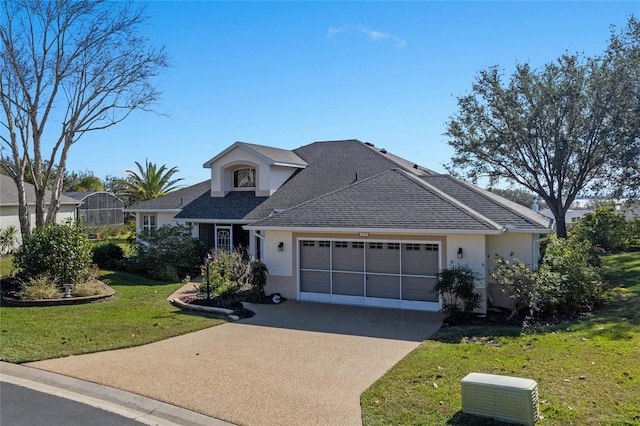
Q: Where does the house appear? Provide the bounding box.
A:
[62,192,125,228]
[0,174,80,247]
[126,140,553,312]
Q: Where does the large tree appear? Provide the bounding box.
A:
[446,17,640,238]
[0,0,168,239]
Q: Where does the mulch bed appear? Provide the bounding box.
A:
[180,291,287,319]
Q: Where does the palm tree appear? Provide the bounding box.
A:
[117,160,184,203]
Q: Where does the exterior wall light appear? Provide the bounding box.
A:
[277,242,284,251]
[457,247,463,259]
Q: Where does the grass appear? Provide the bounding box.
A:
[0,270,224,363]
[361,252,640,425]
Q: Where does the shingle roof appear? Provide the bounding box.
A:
[248,169,498,231]
[125,180,211,211]
[422,175,552,230]
[175,191,268,221]
[245,140,438,220]
[1,174,79,206]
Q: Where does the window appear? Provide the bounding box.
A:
[387,243,400,250]
[233,167,256,188]
[405,243,421,251]
[352,242,364,249]
[424,244,439,251]
[142,214,156,234]
[334,241,348,248]
[302,240,315,247]
[318,241,331,247]
[368,242,383,249]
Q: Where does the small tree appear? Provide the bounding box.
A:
[0,226,18,256]
[434,264,481,318]
[249,260,269,300]
[14,220,92,285]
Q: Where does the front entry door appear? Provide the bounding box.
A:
[215,225,232,252]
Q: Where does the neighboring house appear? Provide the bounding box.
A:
[126,140,553,313]
[539,208,593,229]
[0,174,80,247]
[63,192,125,228]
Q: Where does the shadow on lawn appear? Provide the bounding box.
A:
[447,411,514,425]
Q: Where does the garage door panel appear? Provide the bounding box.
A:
[333,242,364,271]
[402,244,439,275]
[300,270,330,293]
[366,274,400,299]
[300,241,330,270]
[366,243,400,274]
[332,272,364,296]
[402,276,439,302]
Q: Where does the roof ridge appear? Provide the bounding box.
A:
[440,175,551,228]
[397,170,503,230]
[359,141,438,176]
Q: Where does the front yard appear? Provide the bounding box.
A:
[0,270,223,363]
[361,251,640,425]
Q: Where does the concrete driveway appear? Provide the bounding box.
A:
[27,301,443,426]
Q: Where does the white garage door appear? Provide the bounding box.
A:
[298,239,441,311]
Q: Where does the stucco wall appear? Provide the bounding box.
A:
[1,204,77,247]
[446,234,488,312]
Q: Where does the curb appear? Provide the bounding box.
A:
[0,362,235,426]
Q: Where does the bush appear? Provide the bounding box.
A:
[131,225,205,281]
[197,249,250,298]
[249,260,269,300]
[70,280,107,297]
[572,204,632,252]
[14,220,93,285]
[92,242,125,268]
[492,234,603,319]
[17,275,63,300]
[434,264,481,319]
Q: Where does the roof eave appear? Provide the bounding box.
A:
[242,225,505,235]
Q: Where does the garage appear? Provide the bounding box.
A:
[298,239,442,311]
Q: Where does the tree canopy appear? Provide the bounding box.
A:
[445,17,640,238]
[116,159,184,204]
[0,0,168,239]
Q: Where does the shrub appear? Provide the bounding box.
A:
[70,280,107,297]
[434,264,481,319]
[93,224,128,239]
[537,234,603,316]
[572,204,631,252]
[491,256,539,319]
[0,226,18,255]
[17,275,63,300]
[491,234,603,319]
[14,220,93,285]
[131,225,205,281]
[92,242,125,268]
[249,260,269,300]
[197,249,250,298]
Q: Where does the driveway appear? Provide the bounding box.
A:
[27,301,443,426]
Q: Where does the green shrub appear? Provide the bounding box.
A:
[92,242,125,268]
[572,204,631,252]
[93,224,128,239]
[14,220,93,285]
[70,280,107,297]
[131,225,205,281]
[197,249,250,298]
[249,260,269,300]
[492,234,603,319]
[0,226,18,255]
[434,264,481,319]
[17,275,63,300]
[537,234,603,316]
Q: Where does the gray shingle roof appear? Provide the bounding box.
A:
[245,140,438,221]
[248,169,498,231]
[175,191,268,221]
[125,181,211,211]
[423,176,552,230]
[1,174,79,206]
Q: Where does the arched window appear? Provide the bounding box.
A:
[233,167,256,188]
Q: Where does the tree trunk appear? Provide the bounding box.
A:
[555,215,568,239]
[14,176,31,240]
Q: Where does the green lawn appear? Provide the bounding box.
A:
[362,252,640,425]
[0,270,224,363]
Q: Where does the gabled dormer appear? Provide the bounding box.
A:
[203,141,308,197]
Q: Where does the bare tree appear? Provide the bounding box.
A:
[0,0,168,239]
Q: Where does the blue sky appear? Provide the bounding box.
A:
[66,1,639,187]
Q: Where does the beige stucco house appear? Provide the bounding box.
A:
[126,140,552,313]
